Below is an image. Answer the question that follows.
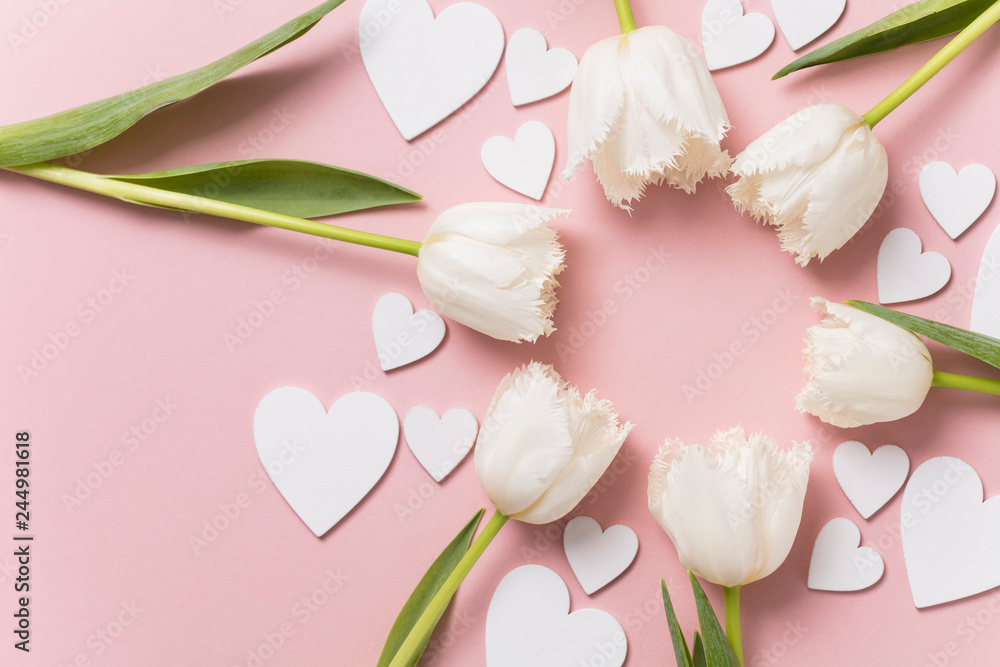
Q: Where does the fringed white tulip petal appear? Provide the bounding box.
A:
[564,35,627,181]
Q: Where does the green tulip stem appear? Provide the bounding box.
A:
[3,161,423,257]
[387,509,510,667]
[724,585,744,666]
[863,0,1000,128]
[932,371,1000,396]
[613,0,637,34]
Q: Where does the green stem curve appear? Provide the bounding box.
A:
[4,162,423,256]
[932,371,1000,396]
[724,585,744,666]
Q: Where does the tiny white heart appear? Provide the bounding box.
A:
[833,441,909,519]
[481,121,556,200]
[486,565,627,667]
[505,28,578,106]
[877,227,951,304]
[920,161,996,239]
[563,516,638,595]
[372,292,446,371]
[901,457,1000,608]
[702,0,775,71]
[253,388,399,536]
[808,517,884,592]
[403,406,478,482]
[771,0,845,51]
[360,0,505,140]
[971,221,1000,338]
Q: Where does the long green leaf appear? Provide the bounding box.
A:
[846,301,1000,370]
[376,509,485,667]
[774,0,994,79]
[661,580,693,667]
[104,160,421,219]
[689,573,740,667]
[0,0,346,166]
[692,634,708,667]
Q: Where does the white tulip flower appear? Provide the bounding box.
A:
[564,25,731,210]
[417,204,567,344]
[648,426,813,588]
[728,104,888,266]
[475,362,633,524]
[797,298,934,427]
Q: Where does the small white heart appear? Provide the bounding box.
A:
[833,441,909,519]
[486,565,627,667]
[808,517,884,592]
[920,161,996,239]
[481,121,556,200]
[877,227,951,304]
[702,0,775,71]
[563,516,639,595]
[970,221,1000,338]
[253,388,399,537]
[403,406,478,482]
[359,0,505,140]
[372,292,446,371]
[901,457,1000,608]
[505,28,578,106]
[771,0,845,51]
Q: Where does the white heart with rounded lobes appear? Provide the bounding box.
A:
[647,426,813,588]
[474,362,633,525]
[564,25,731,210]
[728,104,888,266]
[416,204,567,343]
[797,298,934,427]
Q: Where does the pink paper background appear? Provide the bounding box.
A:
[3,0,1000,665]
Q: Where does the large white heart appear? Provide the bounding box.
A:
[359,0,505,140]
[372,292,446,371]
[481,121,556,200]
[833,441,909,519]
[971,221,1000,338]
[771,0,845,51]
[403,405,478,482]
[505,28,578,107]
[901,457,1000,608]
[920,161,995,239]
[702,0,775,71]
[808,517,884,592]
[877,227,951,304]
[486,565,627,667]
[253,388,399,537]
[563,516,638,595]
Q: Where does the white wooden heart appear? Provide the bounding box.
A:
[877,227,951,304]
[702,0,775,71]
[771,0,845,51]
[359,0,505,140]
[808,517,884,592]
[403,405,478,482]
[563,516,638,595]
[481,121,556,200]
[920,161,995,240]
[971,221,1000,338]
[505,28,578,106]
[372,292,446,371]
[833,441,909,519]
[253,387,399,537]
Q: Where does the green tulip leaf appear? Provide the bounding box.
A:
[104,159,421,219]
[661,579,694,667]
[376,509,485,667]
[0,0,346,166]
[692,633,708,667]
[774,0,994,79]
[688,572,741,667]
[845,301,1000,370]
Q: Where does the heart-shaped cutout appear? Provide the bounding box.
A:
[403,405,478,482]
[486,565,627,667]
[901,456,1000,608]
[563,516,638,595]
[253,388,399,536]
[771,0,845,51]
[481,121,556,200]
[833,441,909,519]
[359,0,505,140]
[877,227,951,304]
[808,517,884,592]
[505,28,578,106]
[920,161,996,239]
[971,220,1000,338]
[372,292,446,371]
[702,0,775,71]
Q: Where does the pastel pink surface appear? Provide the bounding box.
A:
[2,1,1000,665]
